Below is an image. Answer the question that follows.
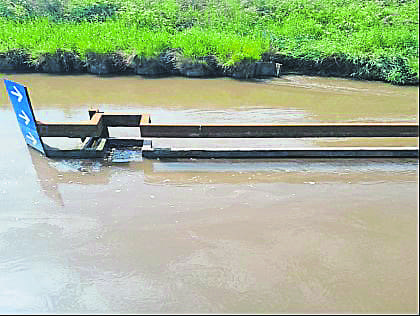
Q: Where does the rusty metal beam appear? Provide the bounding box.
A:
[140,122,419,138]
[102,113,142,127]
[37,113,105,138]
[142,146,419,159]
[36,109,419,140]
[37,112,146,137]
[88,108,142,126]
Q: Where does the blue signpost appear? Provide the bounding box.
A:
[4,79,46,154]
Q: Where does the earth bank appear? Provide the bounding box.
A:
[2,49,418,84]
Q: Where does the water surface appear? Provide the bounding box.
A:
[0,74,418,313]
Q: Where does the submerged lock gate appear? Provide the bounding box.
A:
[4,79,419,160]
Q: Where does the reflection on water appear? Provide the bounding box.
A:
[0,74,418,313]
[27,148,418,207]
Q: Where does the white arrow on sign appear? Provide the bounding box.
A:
[26,132,37,146]
[18,110,30,125]
[11,86,23,102]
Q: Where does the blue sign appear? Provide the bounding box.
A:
[4,79,45,154]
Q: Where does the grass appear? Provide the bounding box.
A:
[0,0,418,84]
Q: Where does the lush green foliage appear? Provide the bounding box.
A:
[0,0,418,83]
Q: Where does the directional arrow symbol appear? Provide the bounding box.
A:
[11,86,23,102]
[18,110,30,125]
[26,132,37,146]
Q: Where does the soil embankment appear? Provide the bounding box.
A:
[2,49,418,84]
[0,49,280,79]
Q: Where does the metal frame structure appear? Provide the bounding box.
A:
[34,108,419,159]
[5,80,419,160]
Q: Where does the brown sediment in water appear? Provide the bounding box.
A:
[1,49,418,85]
[0,74,418,313]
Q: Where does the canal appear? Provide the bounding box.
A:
[0,74,418,313]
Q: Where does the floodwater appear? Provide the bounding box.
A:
[0,74,418,313]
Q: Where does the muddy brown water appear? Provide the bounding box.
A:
[0,74,418,313]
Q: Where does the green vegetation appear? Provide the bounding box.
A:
[0,0,418,84]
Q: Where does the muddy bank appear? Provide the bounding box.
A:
[0,49,418,85]
[263,52,419,86]
[0,49,280,79]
